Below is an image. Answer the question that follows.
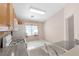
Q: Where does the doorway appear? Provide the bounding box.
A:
[66,15,75,50]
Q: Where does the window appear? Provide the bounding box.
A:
[25,25,38,36]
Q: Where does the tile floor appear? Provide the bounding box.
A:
[0,40,67,56]
[0,43,28,56]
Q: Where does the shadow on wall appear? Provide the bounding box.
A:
[54,41,67,50]
[75,39,79,45]
[54,40,79,50]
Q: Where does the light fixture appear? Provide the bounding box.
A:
[30,8,45,15]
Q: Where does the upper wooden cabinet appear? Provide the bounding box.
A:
[0,3,14,29]
[0,3,7,26]
[8,4,14,30]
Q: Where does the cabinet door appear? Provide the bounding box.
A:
[7,3,14,30]
[0,3,14,29]
[0,3,14,36]
[0,3,8,26]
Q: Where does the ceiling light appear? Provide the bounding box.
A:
[30,8,45,15]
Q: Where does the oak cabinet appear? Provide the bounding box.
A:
[0,3,14,30]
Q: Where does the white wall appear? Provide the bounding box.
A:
[44,9,64,43]
[44,3,79,43]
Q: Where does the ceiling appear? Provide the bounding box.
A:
[13,3,66,22]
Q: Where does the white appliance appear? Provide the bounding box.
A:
[3,34,12,47]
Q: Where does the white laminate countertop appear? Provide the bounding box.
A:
[0,26,9,31]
